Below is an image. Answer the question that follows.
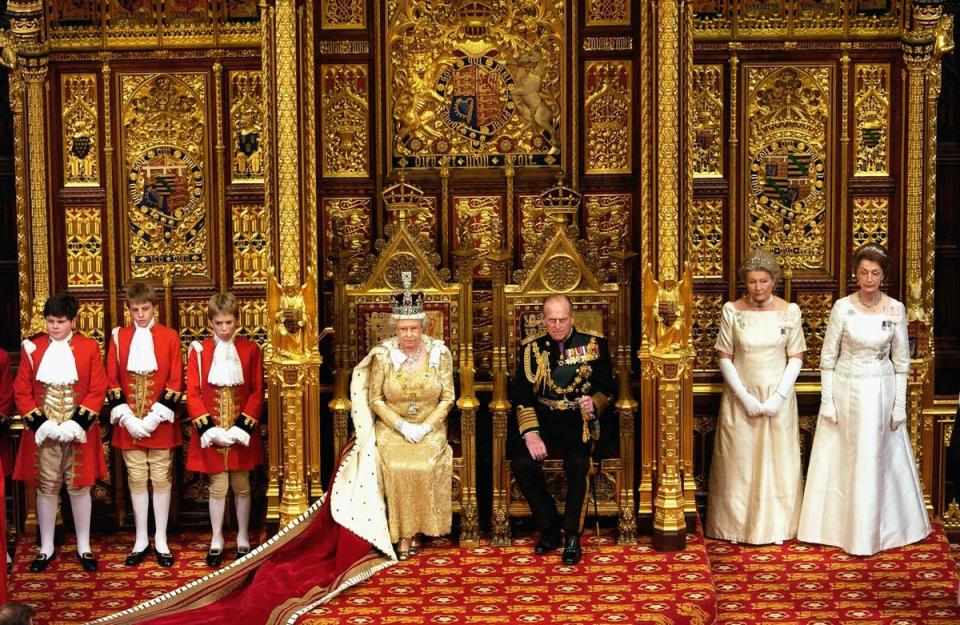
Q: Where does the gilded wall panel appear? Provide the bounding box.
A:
[586,0,629,26]
[178,300,212,353]
[321,64,369,178]
[106,0,160,48]
[793,0,843,34]
[76,302,106,356]
[61,73,100,187]
[46,0,101,48]
[474,289,493,376]
[584,62,632,175]
[218,0,261,46]
[854,64,890,177]
[387,196,437,241]
[849,1,901,35]
[66,207,104,288]
[851,197,889,249]
[321,0,365,29]
[322,197,372,280]
[519,195,548,263]
[745,65,831,271]
[162,0,215,45]
[232,204,271,285]
[453,196,503,277]
[120,73,210,280]
[387,0,564,169]
[693,65,723,178]
[693,0,732,37]
[585,194,630,276]
[236,298,269,349]
[229,71,265,184]
[693,294,724,370]
[798,292,834,370]
[688,198,724,278]
[737,0,788,37]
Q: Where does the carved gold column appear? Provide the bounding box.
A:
[611,250,638,544]
[637,0,694,551]
[902,1,953,514]
[9,0,50,336]
[487,248,513,547]
[262,0,320,526]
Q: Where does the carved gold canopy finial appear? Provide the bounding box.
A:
[538,173,582,226]
[382,174,425,224]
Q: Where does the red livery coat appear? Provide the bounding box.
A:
[107,323,184,450]
[185,337,265,473]
[0,349,14,474]
[12,334,109,488]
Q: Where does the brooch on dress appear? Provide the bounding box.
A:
[735,311,745,330]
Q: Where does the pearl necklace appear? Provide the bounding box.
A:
[750,294,774,309]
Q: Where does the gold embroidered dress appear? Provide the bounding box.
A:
[369,336,454,542]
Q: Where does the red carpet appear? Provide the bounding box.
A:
[707,522,960,625]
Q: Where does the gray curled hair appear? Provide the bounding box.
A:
[738,248,781,284]
[387,316,430,331]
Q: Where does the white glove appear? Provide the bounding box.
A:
[408,423,431,444]
[892,372,907,431]
[120,414,149,439]
[225,426,251,447]
[396,419,418,444]
[819,369,838,424]
[141,412,163,434]
[34,419,61,446]
[718,357,763,417]
[149,402,176,423]
[201,426,232,449]
[110,403,135,425]
[762,358,804,417]
[59,419,87,444]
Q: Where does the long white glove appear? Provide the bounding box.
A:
[111,403,135,425]
[142,402,175,434]
[120,413,149,439]
[892,373,907,431]
[819,369,838,424]
[201,426,232,448]
[395,419,420,444]
[34,419,61,446]
[409,422,431,443]
[225,426,251,447]
[762,358,804,417]
[59,419,87,443]
[718,358,763,417]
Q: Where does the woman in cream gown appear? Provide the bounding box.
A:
[707,249,806,544]
[367,314,454,558]
[798,244,930,556]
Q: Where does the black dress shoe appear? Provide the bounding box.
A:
[28,552,55,573]
[205,547,223,567]
[562,533,582,565]
[124,545,152,566]
[534,531,562,554]
[156,551,175,567]
[236,545,251,560]
[77,552,98,572]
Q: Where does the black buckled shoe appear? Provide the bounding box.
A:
[236,545,251,560]
[28,551,55,573]
[534,531,562,555]
[77,552,98,572]
[124,545,152,566]
[205,547,223,567]
[562,533,582,565]
[156,551,175,567]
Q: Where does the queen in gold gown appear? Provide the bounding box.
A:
[361,275,454,559]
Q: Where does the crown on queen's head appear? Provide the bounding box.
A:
[391,271,426,320]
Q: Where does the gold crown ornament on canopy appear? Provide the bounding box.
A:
[391,271,426,320]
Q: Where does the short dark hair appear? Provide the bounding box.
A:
[42,293,79,320]
[0,602,36,625]
[852,243,891,277]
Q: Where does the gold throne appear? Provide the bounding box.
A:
[329,177,480,546]
[488,178,637,546]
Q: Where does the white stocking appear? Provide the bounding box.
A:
[235,495,251,549]
[153,491,171,554]
[208,497,226,550]
[36,494,58,557]
[130,490,150,552]
[68,489,93,554]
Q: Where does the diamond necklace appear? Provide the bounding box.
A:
[402,343,423,366]
[858,292,881,309]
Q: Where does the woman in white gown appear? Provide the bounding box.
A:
[707,249,806,544]
[798,243,930,556]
